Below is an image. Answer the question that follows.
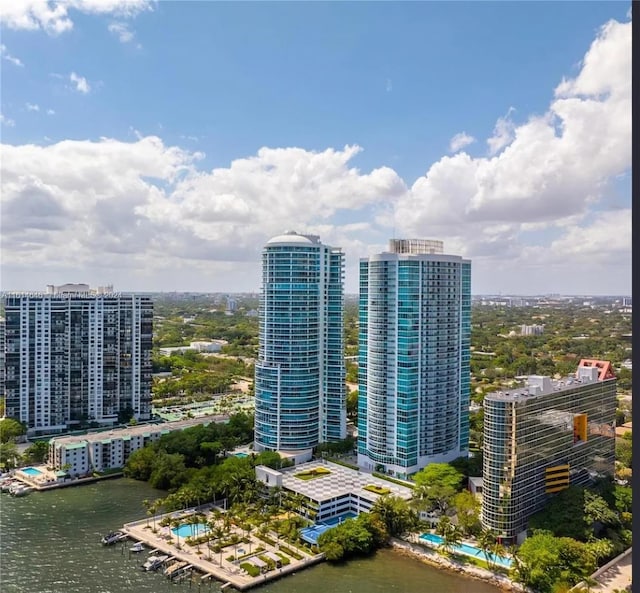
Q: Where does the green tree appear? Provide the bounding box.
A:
[413,463,464,513]
[23,441,49,464]
[615,432,632,468]
[347,390,359,420]
[452,490,481,536]
[148,451,188,491]
[370,495,416,537]
[0,418,26,443]
[514,532,596,593]
[0,441,19,469]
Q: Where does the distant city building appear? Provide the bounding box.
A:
[357,239,471,478]
[226,297,237,313]
[481,360,616,544]
[158,340,228,356]
[3,290,153,435]
[45,283,114,295]
[254,231,346,458]
[520,324,544,336]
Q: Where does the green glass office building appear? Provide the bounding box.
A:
[482,362,616,544]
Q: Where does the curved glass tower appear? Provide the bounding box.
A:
[357,239,471,478]
[254,231,345,453]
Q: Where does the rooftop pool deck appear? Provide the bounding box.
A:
[21,467,44,477]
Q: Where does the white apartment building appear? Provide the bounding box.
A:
[3,290,153,435]
[48,416,221,476]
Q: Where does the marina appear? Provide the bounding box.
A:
[119,506,325,591]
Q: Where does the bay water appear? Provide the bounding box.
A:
[0,478,501,593]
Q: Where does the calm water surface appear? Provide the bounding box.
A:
[0,479,501,593]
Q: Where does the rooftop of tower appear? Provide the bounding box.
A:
[266,230,321,245]
[484,361,615,403]
[389,238,444,255]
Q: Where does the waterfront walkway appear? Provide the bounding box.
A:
[575,548,632,593]
[122,507,323,591]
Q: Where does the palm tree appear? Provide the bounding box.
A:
[244,521,253,554]
[478,527,497,568]
[188,512,201,552]
[142,499,151,528]
[492,542,507,567]
[439,523,463,556]
[151,498,164,532]
[213,525,225,565]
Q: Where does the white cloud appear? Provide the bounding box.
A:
[0,18,631,294]
[1,113,15,127]
[0,44,24,66]
[449,132,476,153]
[108,21,134,43]
[0,0,152,35]
[26,102,40,112]
[47,109,56,115]
[395,18,631,267]
[486,107,516,155]
[69,71,91,94]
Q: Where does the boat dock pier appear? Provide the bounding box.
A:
[120,512,325,591]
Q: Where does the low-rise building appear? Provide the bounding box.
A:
[48,416,224,476]
[256,460,413,523]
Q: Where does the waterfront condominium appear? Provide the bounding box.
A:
[481,360,617,544]
[357,239,471,478]
[254,231,346,460]
[3,288,153,436]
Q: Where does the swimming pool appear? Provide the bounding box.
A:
[419,533,512,568]
[234,452,249,458]
[299,512,359,544]
[171,523,210,538]
[21,467,43,476]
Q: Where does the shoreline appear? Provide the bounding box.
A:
[389,538,529,593]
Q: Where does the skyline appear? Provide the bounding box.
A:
[0,2,631,295]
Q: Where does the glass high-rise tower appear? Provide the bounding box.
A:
[357,239,471,478]
[254,231,346,456]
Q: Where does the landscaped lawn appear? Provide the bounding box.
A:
[363,484,391,495]
[294,467,332,480]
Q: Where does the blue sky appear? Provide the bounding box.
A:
[0,1,632,294]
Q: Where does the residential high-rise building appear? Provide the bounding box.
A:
[481,360,617,544]
[357,239,471,478]
[254,231,345,459]
[0,316,5,401]
[3,289,153,436]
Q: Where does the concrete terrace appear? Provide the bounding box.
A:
[122,507,323,591]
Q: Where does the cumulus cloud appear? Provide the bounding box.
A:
[0,44,24,66]
[26,102,40,112]
[108,20,134,43]
[47,109,56,115]
[0,0,152,35]
[395,18,631,269]
[449,132,476,153]
[0,17,631,294]
[69,71,91,93]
